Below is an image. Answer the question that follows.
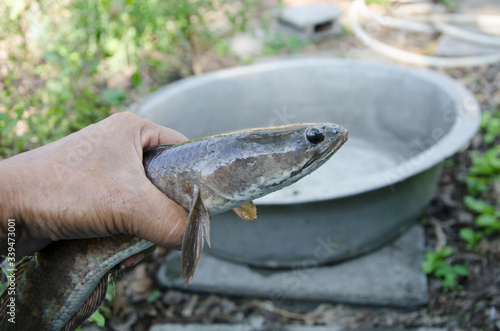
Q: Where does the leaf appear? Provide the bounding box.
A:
[439,246,454,257]
[0,118,18,136]
[480,111,492,129]
[147,289,162,303]
[422,252,438,274]
[88,310,106,327]
[465,175,490,194]
[476,214,500,230]
[469,147,500,175]
[459,227,475,242]
[453,264,469,277]
[464,196,495,214]
[101,88,127,106]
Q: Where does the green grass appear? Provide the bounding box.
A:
[0,0,255,159]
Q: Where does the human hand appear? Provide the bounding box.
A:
[0,112,189,260]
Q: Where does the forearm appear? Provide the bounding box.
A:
[0,153,51,257]
[0,156,22,233]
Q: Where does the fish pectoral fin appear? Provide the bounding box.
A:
[233,201,257,221]
[181,185,210,287]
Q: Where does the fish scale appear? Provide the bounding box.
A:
[0,123,347,330]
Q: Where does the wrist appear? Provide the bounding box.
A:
[0,156,23,227]
[0,155,24,255]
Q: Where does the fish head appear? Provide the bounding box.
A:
[211,123,348,203]
[255,122,348,188]
[292,122,348,174]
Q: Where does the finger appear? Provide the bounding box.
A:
[140,119,188,149]
[122,245,158,267]
[128,180,189,248]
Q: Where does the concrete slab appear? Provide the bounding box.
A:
[275,3,342,40]
[157,226,428,308]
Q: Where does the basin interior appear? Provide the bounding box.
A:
[140,60,475,204]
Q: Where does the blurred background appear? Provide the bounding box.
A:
[1,0,499,330]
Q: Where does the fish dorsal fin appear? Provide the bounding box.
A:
[144,144,177,168]
[144,144,176,156]
[233,201,257,221]
[62,271,110,331]
[181,185,211,287]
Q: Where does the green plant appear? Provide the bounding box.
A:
[366,0,390,4]
[0,0,256,159]
[460,110,500,256]
[438,0,459,11]
[459,227,483,251]
[263,33,309,55]
[466,112,500,195]
[422,246,469,290]
[480,110,500,144]
[86,310,106,328]
[146,288,162,304]
[0,262,13,295]
[469,146,500,177]
[464,195,500,234]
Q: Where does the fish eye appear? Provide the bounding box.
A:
[305,127,324,145]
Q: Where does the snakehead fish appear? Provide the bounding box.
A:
[0,123,347,330]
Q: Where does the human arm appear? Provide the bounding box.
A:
[0,112,189,259]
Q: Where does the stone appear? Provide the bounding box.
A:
[157,226,428,308]
[229,33,262,58]
[275,3,342,40]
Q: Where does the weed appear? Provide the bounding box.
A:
[460,109,500,253]
[0,0,255,159]
[263,33,309,55]
[480,110,500,144]
[438,0,459,11]
[422,247,469,291]
[458,227,483,251]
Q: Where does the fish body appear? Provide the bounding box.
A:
[145,124,345,215]
[0,123,347,330]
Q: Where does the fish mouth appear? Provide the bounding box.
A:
[330,129,348,156]
[301,128,348,172]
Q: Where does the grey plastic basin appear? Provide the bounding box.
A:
[137,58,480,268]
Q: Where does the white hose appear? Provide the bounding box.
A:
[357,2,435,33]
[433,21,500,47]
[357,0,500,46]
[349,0,500,68]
